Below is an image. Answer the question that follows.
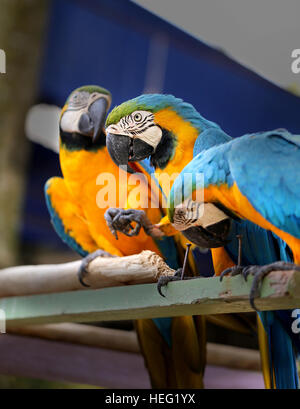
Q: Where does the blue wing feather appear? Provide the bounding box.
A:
[220,130,300,389]
[229,130,300,239]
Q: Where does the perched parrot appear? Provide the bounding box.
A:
[104,94,227,243]
[104,94,300,388]
[104,93,258,363]
[44,86,208,388]
[166,125,300,389]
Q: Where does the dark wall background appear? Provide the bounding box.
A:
[21,0,300,258]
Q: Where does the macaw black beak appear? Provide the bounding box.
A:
[78,97,108,143]
[106,133,131,171]
[106,132,154,174]
[181,218,232,248]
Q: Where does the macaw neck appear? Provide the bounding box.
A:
[152,125,198,182]
[152,107,213,182]
[149,127,197,202]
[59,144,101,180]
[59,129,106,152]
[193,128,232,156]
[59,133,109,201]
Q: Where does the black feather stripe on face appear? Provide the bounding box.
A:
[150,127,176,169]
[60,128,106,151]
[130,123,157,136]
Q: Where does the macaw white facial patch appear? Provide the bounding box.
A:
[60,109,83,133]
[106,110,162,149]
[173,200,229,231]
[137,124,162,149]
[61,91,110,134]
[198,203,229,229]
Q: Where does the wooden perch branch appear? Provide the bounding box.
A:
[9,324,140,354]
[0,251,174,297]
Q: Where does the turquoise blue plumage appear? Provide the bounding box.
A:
[169,127,300,388]
[228,130,300,239]
[225,219,299,389]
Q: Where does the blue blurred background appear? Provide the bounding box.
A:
[22,0,300,260]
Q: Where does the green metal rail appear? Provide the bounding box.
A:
[1,270,300,328]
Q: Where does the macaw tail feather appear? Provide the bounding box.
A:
[135,316,206,388]
[258,311,299,389]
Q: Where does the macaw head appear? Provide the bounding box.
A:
[105,94,219,173]
[60,85,111,147]
[167,177,232,248]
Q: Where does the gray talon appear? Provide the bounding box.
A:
[78,249,115,287]
[105,208,154,238]
[226,261,300,311]
[156,268,200,297]
[219,266,234,281]
[157,270,181,297]
[104,208,121,239]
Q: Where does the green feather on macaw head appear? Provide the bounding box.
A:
[106,93,218,131]
[66,85,111,102]
[105,94,220,172]
[106,94,185,126]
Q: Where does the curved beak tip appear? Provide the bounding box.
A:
[106,132,130,164]
[89,97,108,143]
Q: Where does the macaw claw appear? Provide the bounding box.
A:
[220,261,300,310]
[104,208,163,239]
[219,265,251,282]
[157,268,183,297]
[157,268,199,297]
[78,249,116,287]
[245,261,300,310]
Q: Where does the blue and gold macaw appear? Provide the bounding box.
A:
[104,94,225,248]
[44,86,208,389]
[167,126,300,389]
[104,94,300,388]
[104,93,260,379]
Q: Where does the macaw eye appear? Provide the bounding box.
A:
[71,93,80,102]
[133,112,142,122]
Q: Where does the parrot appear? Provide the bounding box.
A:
[104,94,300,388]
[104,93,227,242]
[166,125,300,389]
[103,93,259,366]
[44,85,208,389]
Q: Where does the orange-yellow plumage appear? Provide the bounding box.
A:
[194,182,300,264]
[48,145,162,257]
